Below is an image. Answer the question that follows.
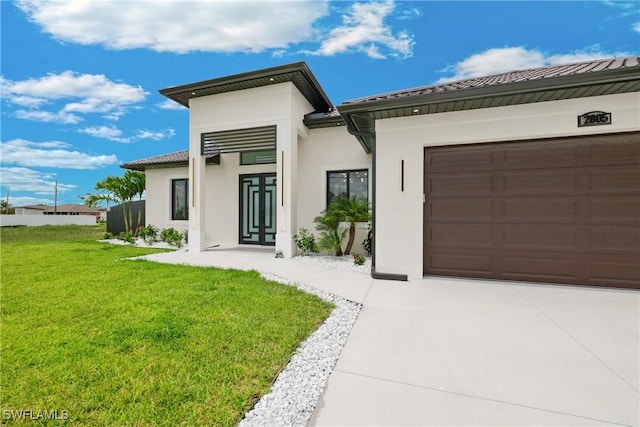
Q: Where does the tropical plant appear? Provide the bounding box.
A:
[293,228,318,255]
[118,231,135,244]
[314,207,346,256]
[353,253,366,266]
[138,224,159,245]
[329,196,371,255]
[86,170,145,236]
[160,227,184,248]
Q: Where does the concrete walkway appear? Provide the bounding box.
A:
[141,249,640,426]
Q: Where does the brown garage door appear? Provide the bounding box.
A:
[423,132,640,289]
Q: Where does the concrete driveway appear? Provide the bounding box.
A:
[310,277,639,426]
[140,249,639,426]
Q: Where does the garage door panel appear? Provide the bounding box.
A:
[586,134,640,165]
[423,132,640,289]
[503,254,578,280]
[502,224,578,250]
[503,197,578,222]
[427,173,493,196]
[503,169,579,195]
[428,252,493,276]
[428,224,494,247]
[503,141,578,169]
[427,199,493,222]
[426,146,495,172]
[589,226,640,253]
[590,255,640,286]
[589,165,640,193]
[588,196,640,223]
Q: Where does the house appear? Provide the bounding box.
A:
[15,204,102,219]
[123,57,640,289]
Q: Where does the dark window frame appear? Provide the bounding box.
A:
[239,149,277,166]
[326,169,369,207]
[171,178,189,221]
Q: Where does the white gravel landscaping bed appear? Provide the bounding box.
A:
[239,273,361,427]
[291,253,371,275]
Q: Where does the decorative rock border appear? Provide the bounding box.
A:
[239,273,362,427]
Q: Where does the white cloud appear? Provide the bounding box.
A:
[136,129,176,141]
[16,0,330,54]
[14,109,82,124]
[0,167,76,193]
[2,71,148,124]
[79,125,175,143]
[312,0,414,59]
[437,46,632,83]
[157,99,187,110]
[4,195,53,207]
[79,125,130,143]
[15,0,415,59]
[0,139,118,169]
[633,22,640,32]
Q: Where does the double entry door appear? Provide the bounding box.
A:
[239,173,276,246]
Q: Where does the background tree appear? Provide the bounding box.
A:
[88,171,146,235]
[0,200,14,214]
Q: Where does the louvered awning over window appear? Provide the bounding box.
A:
[201,125,276,156]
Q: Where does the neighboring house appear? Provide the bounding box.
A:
[122,58,640,289]
[14,205,47,215]
[15,204,101,219]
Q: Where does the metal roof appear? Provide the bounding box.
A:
[338,56,640,152]
[121,149,219,171]
[160,62,333,113]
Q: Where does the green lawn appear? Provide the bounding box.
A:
[0,225,333,425]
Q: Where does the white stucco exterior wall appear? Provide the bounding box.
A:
[145,167,190,233]
[185,82,322,255]
[374,92,640,279]
[297,126,372,254]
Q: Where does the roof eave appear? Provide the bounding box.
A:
[338,66,640,115]
[159,62,333,112]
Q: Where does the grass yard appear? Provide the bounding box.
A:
[0,225,333,425]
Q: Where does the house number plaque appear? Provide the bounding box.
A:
[578,111,611,127]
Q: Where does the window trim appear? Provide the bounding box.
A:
[171,178,189,221]
[326,169,369,207]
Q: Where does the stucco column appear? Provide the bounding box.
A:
[275,120,298,257]
[188,136,207,253]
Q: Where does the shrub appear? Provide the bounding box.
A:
[138,224,159,245]
[363,222,372,256]
[353,253,366,266]
[118,231,135,244]
[294,228,318,255]
[103,231,114,240]
[314,208,346,256]
[160,227,184,248]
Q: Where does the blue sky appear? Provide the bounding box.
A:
[1,0,638,207]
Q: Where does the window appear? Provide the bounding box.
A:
[240,149,277,165]
[327,169,368,206]
[172,179,188,220]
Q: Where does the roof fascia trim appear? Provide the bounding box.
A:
[159,62,333,111]
[338,66,640,114]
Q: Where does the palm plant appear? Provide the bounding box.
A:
[330,196,371,255]
[314,206,346,256]
[88,171,146,235]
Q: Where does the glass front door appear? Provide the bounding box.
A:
[239,173,276,245]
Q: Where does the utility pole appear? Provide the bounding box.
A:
[54,180,58,214]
